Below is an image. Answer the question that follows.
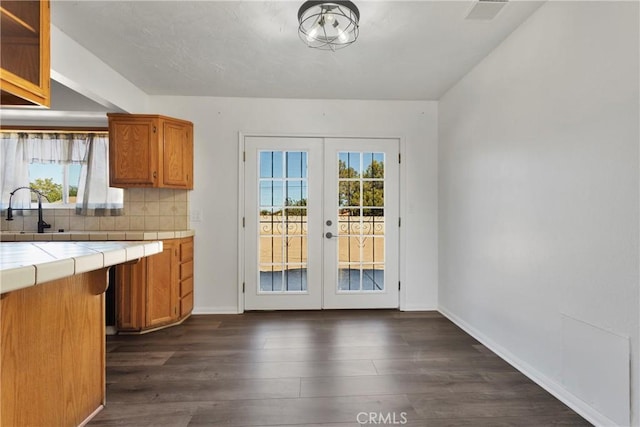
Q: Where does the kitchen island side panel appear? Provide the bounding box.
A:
[1,268,107,427]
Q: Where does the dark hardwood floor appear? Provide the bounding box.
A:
[91,311,591,426]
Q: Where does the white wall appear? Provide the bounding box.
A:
[438,2,639,426]
[51,25,149,114]
[150,97,438,313]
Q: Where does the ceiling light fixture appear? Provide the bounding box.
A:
[298,1,360,51]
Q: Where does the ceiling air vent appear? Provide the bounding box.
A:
[465,0,508,20]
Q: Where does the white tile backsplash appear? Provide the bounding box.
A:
[144,215,159,230]
[54,216,70,232]
[129,216,145,230]
[2,188,190,232]
[99,217,115,231]
[84,217,100,231]
[114,215,130,230]
[143,188,159,201]
[144,201,160,216]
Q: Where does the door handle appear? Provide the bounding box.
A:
[325,232,336,239]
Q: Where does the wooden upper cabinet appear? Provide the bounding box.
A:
[108,114,194,189]
[163,120,192,188]
[0,0,50,107]
[109,116,159,186]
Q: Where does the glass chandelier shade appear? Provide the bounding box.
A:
[298,1,360,51]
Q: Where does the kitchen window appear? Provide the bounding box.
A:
[28,163,82,207]
[1,132,123,215]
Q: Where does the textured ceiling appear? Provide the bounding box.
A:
[51,1,543,101]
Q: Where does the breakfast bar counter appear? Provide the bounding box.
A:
[0,240,163,293]
[0,240,163,427]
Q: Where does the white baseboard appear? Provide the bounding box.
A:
[192,306,240,314]
[438,305,619,427]
[401,304,437,311]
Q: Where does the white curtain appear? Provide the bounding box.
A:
[76,135,123,215]
[0,132,123,215]
[24,133,88,163]
[0,133,30,209]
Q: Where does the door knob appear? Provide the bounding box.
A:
[325,232,335,239]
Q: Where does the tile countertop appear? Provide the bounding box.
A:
[0,229,195,242]
[0,241,163,294]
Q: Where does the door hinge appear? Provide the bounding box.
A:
[243,151,246,162]
[398,217,401,227]
[242,282,245,293]
[398,281,401,291]
[398,153,401,164]
[242,217,245,227]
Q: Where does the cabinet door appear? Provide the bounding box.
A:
[109,118,159,187]
[115,260,145,331]
[0,0,50,107]
[146,241,178,327]
[163,120,193,188]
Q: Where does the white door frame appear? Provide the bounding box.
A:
[237,132,407,313]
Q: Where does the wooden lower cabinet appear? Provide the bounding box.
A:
[179,237,194,317]
[146,240,179,327]
[116,237,193,332]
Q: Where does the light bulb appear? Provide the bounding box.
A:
[307,25,320,42]
[337,29,349,43]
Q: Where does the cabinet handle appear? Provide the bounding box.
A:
[153,171,157,179]
[153,125,157,133]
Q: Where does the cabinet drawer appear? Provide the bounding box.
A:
[180,260,193,280]
[180,293,194,317]
[180,239,193,262]
[181,277,193,297]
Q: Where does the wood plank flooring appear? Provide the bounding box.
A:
[90,311,591,426]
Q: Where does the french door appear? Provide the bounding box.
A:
[243,136,399,310]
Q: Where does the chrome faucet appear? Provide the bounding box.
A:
[6,186,51,233]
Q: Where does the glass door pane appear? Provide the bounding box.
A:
[259,151,309,293]
[323,139,399,309]
[337,151,386,292]
[244,137,322,310]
